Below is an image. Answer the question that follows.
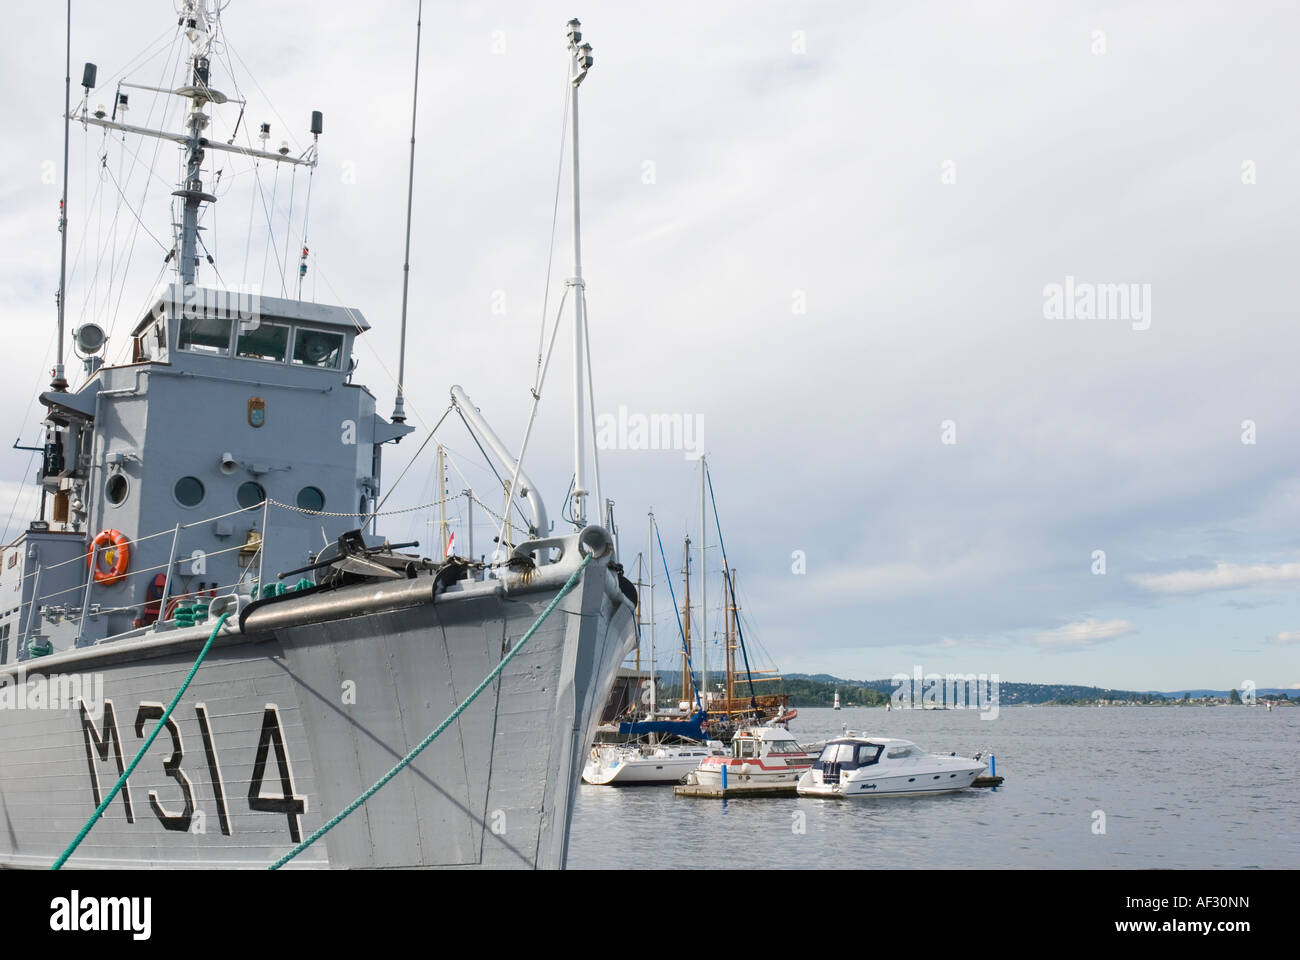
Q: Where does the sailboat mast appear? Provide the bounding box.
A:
[566,20,593,526]
[634,552,642,673]
[700,455,707,704]
[391,0,424,424]
[682,535,691,707]
[726,566,736,710]
[648,510,656,717]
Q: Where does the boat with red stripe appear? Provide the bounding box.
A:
[684,723,825,790]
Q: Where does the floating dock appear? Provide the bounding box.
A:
[674,783,798,798]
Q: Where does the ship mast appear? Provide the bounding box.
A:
[69,0,320,290]
[566,19,594,526]
[174,3,218,287]
[391,0,425,424]
[53,0,74,392]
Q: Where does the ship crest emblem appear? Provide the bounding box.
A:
[248,397,266,428]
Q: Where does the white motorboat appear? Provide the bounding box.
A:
[583,740,726,785]
[684,724,825,790]
[797,735,986,798]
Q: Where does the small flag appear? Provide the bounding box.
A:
[446,531,455,556]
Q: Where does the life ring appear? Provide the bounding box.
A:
[88,529,130,585]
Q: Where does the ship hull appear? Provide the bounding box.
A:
[0,552,635,869]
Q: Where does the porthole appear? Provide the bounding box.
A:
[174,476,205,507]
[296,486,325,513]
[237,481,266,509]
[105,474,129,505]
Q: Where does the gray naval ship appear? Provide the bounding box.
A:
[0,3,635,868]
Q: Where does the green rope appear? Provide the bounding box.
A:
[268,552,595,870]
[52,612,232,870]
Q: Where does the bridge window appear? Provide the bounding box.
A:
[174,476,205,507]
[237,481,266,509]
[178,315,233,355]
[296,486,325,513]
[291,328,343,369]
[236,322,290,362]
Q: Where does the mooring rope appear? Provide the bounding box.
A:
[268,552,595,870]
[51,612,232,870]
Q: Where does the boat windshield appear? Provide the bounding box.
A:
[819,743,856,764]
[857,743,882,765]
[885,744,923,758]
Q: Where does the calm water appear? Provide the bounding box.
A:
[568,705,1300,868]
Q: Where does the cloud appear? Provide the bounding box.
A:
[1131,563,1300,596]
[1266,632,1300,646]
[1030,619,1137,649]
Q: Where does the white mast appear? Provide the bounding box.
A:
[566,19,593,526]
[391,0,424,424]
[53,0,74,392]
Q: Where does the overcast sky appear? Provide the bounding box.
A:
[2,1,1298,691]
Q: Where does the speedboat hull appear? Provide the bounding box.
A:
[797,735,986,799]
[797,760,985,798]
[582,743,722,785]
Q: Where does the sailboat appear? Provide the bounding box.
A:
[0,5,636,869]
[695,457,791,736]
[582,512,723,785]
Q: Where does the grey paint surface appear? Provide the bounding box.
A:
[0,544,635,868]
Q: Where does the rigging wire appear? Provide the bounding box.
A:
[533,63,572,387]
[104,28,188,341]
[280,165,298,298]
[705,462,759,707]
[652,515,704,713]
[296,161,315,300]
[259,163,281,292]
